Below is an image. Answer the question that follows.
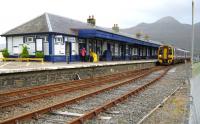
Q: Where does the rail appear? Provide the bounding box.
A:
[0,67,161,124]
[68,67,171,124]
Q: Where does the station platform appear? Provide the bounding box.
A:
[0,59,157,74]
[0,59,158,88]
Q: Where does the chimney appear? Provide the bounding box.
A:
[87,15,96,26]
[112,24,119,32]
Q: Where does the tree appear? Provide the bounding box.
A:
[35,51,44,58]
[144,34,150,40]
[1,49,9,58]
[135,32,142,39]
[20,45,29,58]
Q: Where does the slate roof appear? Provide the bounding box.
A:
[2,14,49,35]
[1,13,163,46]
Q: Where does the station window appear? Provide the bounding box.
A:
[96,40,102,55]
[111,43,115,56]
[119,45,122,56]
[152,49,155,56]
[155,49,158,55]
[55,37,64,44]
[88,40,94,52]
[78,39,86,54]
[126,45,129,56]
[25,37,34,43]
[132,48,138,55]
[147,48,150,56]
[140,48,143,56]
[143,48,146,56]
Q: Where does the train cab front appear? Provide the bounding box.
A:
[158,46,173,65]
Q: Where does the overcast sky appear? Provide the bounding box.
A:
[0,0,199,44]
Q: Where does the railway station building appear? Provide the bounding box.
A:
[1,13,162,62]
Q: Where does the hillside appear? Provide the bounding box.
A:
[122,16,200,51]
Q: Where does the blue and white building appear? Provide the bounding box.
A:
[1,13,162,62]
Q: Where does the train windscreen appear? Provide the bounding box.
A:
[168,47,172,55]
[159,47,163,55]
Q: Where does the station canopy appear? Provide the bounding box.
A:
[78,29,161,47]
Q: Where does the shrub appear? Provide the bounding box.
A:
[1,49,9,58]
[135,32,142,38]
[35,51,44,58]
[144,34,150,40]
[20,45,29,58]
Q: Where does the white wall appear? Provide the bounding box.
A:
[6,35,52,56]
[12,36,23,55]
[44,42,49,55]
[7,37,13,54]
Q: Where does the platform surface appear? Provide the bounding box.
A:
[0,59,157,74]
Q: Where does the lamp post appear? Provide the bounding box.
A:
[191,0,195,79]
[191,0,194,66]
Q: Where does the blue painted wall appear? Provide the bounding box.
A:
[44,55,66,62]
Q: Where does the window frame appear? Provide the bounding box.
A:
[26,36,34,43]
[55,37,64,44]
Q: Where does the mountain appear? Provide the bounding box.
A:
[121,16,200,51]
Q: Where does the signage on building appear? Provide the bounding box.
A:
[67,37,76,43]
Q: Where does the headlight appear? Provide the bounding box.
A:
[159,55,162,57]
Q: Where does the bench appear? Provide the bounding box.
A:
[0,58,44,63]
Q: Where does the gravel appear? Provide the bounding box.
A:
[26,69,166,124]
[0,70,147,121]
[85,64,190,124]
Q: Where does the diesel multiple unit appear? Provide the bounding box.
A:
[158,45,190,65]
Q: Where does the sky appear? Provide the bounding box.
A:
[0,0,199,45]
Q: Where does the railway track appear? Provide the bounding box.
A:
[66,67,171,124]
[0,68,154,108]
[88,64,189,124]
[0,66,166,124]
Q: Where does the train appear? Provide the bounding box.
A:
[158,45,190,65]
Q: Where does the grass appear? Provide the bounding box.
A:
[171,97,186,116]
[192,62,200,77]
[141,85,189,124]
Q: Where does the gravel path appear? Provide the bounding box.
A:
[26,69,166,124]
[85,64,190,124]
